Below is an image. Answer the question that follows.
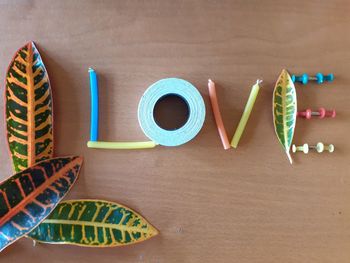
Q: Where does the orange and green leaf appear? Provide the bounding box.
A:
[29,199,158,247]
[0,156,83,252]
[5,42,53,172]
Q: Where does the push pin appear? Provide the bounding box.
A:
[291,73,334,85]
[292,143,309,154]
[309,142,335,153]
[297,108,336,119]
[292,142,334,154]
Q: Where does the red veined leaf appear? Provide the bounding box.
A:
[0,156,83,252]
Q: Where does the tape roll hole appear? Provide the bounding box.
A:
[153,94,190,131]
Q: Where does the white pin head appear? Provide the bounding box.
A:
[292,143,309,154]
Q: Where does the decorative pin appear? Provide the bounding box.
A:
[292,142,335,153]
[309,142,335,153]
[292,143,309,154]
[297,108,336,119]
[291,73,334,85]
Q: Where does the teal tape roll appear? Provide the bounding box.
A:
[138,78,206,146]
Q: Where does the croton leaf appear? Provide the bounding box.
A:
[28,199,158,247]
[272,69,297,164]
[0,156,83,252]
[5,41,53,173]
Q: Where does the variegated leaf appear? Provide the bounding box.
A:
[5,41,53,172]
[0,156,83,252]
[29,199,158,247]
[273,69,297,164]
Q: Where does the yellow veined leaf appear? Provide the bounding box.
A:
[28,199,159,247]
[272,69,297,164]
[5,42,53,173]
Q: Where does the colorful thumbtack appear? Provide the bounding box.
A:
[309,142,335,153]
[292,142,334,153]
[297,108,336,119]
[292,144,309,154]
[291,73,334,85]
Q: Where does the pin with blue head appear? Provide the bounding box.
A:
[291,73,309,84]
[321,73,334,83]
[291,73,334,85]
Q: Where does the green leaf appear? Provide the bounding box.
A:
[273,69,297,164]
[28,199,159,247]
[0,156,83,252]
[5,42,53,172]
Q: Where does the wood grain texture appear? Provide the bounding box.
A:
[0,0,349,262]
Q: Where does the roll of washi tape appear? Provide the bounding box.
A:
[138,78,206,146]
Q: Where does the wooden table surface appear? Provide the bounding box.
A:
[0,1,349,262]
